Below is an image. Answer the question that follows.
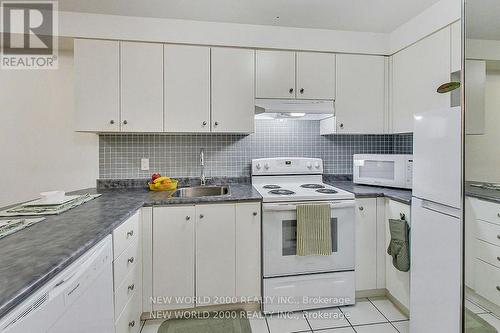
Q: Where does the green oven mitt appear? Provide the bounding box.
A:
[387,219,410,272]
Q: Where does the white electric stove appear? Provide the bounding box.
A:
[252,158,356,313]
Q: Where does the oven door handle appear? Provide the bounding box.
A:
[263,200,356,211]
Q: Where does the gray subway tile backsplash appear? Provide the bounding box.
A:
[99,120,413,179]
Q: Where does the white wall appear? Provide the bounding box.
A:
[0,50,98,207]
[466,70,500,183]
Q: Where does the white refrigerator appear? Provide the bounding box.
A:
[410,106,462,333]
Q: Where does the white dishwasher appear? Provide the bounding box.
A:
[0,235,114,333]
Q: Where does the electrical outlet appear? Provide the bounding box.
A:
[141,158,149,171]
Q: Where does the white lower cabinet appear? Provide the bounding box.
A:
[385,199,411,310]
[355,198,377,290]
[152,202,261,311]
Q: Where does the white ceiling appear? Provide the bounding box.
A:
[59,0,441,33]
[466,0,500,40]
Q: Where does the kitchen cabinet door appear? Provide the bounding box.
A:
[296,52,336,100]
[196,204,236,305]
[235,203,261,298]
[256,50,296,99]
[120,42,163,132]
[336,54,386,134]
[385,199,411,310]
[391,27,451,133]
[465,60,486,135]
[164,44,210,133]
[211,48,255,133]
[74,39,120,132]
[355,198,377,291]
[153,206,196,310]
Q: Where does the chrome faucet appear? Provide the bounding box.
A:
[200,148,206,186]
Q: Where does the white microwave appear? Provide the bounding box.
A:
[353,154,413,189]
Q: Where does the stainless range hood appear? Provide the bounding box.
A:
[254,99,334,120]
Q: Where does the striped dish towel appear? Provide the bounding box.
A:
[296,204,332,256]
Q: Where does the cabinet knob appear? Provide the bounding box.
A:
[497,235,500,240]
[289,88,294,94]
[214,121,219,126]
[129,320,135,327]
[127,230,134,237]
[123,120,128,125]
[253,212,258,216]
[202,121,207,126]
[497,213,500,218]
[128,257,134,264]
[340,123,344,129]
[128,283,135,291]
[497,256,500,261]
[300,88,304,94]
[199,214,204,219]
[185,216,191,221]
[497,286,500,292]
[358,206,364,211]
[109,120,115,125]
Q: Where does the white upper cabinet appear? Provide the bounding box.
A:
[75,39,120,132]
[451,20,462,73]
[391,27,451,133]
[465,60,486,135]
[335,54,386,134]
[120,42,163,132]
[211,47,255,133]
[164,44,211,133]
[256,50,296,99]
[296,52,336,100]
[256,50,336,100]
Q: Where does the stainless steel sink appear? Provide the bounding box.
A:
[172,186,230,198]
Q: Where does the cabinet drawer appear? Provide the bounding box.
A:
[115,291,142,333]
[114,239,140,289]
[115,264,142,317]
[475,259,500,305]
[113,212,140,259]
[476,240,500,269]
[475,219,500,246]
[470,198,500,225]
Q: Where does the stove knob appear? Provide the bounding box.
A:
[306,162,312,169]
[264,163,270,170]
[314,162,321,169]
[255,163,261,170]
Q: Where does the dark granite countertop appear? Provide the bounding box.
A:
[0,183,260,319]
[465,181,500,204]
[325,180,413,205]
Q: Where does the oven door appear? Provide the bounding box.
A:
[262,200,355,277]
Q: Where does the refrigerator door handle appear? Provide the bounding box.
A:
[419,199,461,219]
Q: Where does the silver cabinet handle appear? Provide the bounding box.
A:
[128,257,134,264]
[109,120,115,124]
[497,235,500,240]
[185,216,191,221]
[358,206,364,211]
[497,256,500,261]
[339,123,344,129]
[214,121,219,126]
[199,214,204,219]
[498,213,500,218]
[128,283,135,291]
[202,121,207,126]
[497,286,500,292]
[289,88,294,94]
[127,230,134,237]
[300,88,304,94]
[129,320,135,327]
[123,120,128,125]
[253,212,258,216]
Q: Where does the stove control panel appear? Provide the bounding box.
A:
[252,158,323,175]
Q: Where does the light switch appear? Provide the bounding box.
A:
[141,158,149,171]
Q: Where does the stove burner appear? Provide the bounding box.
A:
[263,185,281,189]
[316,189,338,194]
[269,189,295,195]
[300,184,325,189]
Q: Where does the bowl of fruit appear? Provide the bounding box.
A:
[148,173,178,192]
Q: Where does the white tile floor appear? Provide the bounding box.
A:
[140,296,410,333]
